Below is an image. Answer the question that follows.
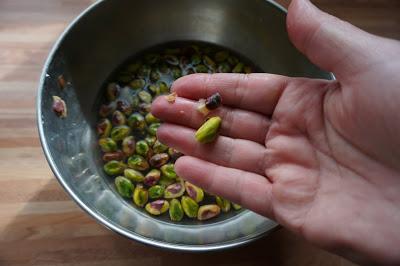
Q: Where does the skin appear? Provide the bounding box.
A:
[151,0,400,265]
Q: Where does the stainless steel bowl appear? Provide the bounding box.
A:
[37,0,331,251]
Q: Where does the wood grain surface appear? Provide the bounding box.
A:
[0,0,398,265]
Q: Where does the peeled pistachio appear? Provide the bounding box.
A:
[169,199,184,222]
[145,136,157,147]
[97,118,112,138]
[232,62,244,73]
[197,204,221,221]
[184,182,204,203]
[152,140,168,154]
[103,160,126,176]
[115,176,134,198]
[139,103,151,114]
[143,169,161,187]
[111,125,131,142]
[131,95,140,109]
[138,90,152,104]
[149,153,169,168]
[148,84,160,95]
[216,196,231,212]
[232,203,242,210]
[111,110,126,126]
[116,100,133,115]
[147,123,161,136]
[98,138,117,152]
[106,83,120,101]
[52,96,67,118]
[195,116,222,143]
[148,185,165,199]
[133,184,148,207]
[127,113,146,130]
[159,175,175,187]
[214,51,229,62]
[145,200,169,215]
[127,155,149,171]
[135,140,150,156]
[102,150,124,162]
[145,113,160,124]
[160,163,177,180]
[164,181,185,199]
[181,196,199,218]
[158,82,169,94]
[122,136,136,156]
[99,104,113,118]
[124,168,145,182]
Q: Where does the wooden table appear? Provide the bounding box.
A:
[0,0,398,265]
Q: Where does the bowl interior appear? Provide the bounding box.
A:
[38,0,331,250]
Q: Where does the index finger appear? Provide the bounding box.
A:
[172,73,287,115]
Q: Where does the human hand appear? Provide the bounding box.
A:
[151,0,400,264]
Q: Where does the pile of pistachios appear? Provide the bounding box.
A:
[96,43,251,221]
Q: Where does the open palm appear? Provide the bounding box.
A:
[152,0,400,264]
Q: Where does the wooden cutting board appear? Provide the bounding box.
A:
[0,0,398,265]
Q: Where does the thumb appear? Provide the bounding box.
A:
[287,0,383,79]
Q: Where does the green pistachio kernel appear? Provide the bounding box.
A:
[103,160,126,176]
[98,138,117,152]
[152,140,168,153]
[164,181,185,199]
[115,176,134,198]
[232,203,242,210]
[197,204,221,221]
[111,110,126,126]
[147,123,161,136]
[127,155,149,171]
[127,113,146,130]
[181,196,199,218]
[130,79,146,90]
[138,90,152,104]
[110,125,131,142]
[195,116,222,143]
[143,169,161,187]
[145,200,169,215]
[158,81,169,94]
[133,184,148,207]
[148,185,165,199]
[160,163,177,180]
[145,113,160,124]
[122,136,136,156]
[216,196,231,212]
[184,182,204,203]
[169,199,184,222]
[124,168,145,183]
[145,136,157,147]
[97,118,112,138]
[135,140,150,156]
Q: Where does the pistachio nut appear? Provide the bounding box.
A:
[195,116,222,143]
